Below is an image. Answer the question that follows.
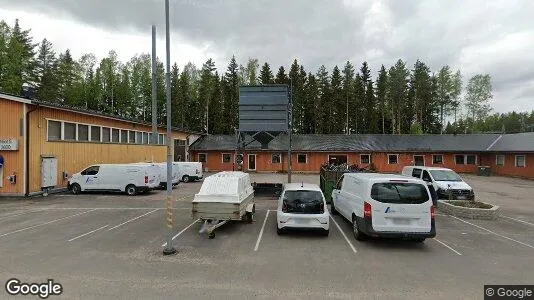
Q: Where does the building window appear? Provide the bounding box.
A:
[272,153,282,164]
[120,130,128,143]
[47,120,61,141]
[78,124,89,141]
[90,126,101,142]
[142,132,148,144]
[432,154,443,164]
[515,155,526,168]
[297,154,307,164]
[455,155,465,165]
[496,155,505,166]
[111,128,120,143]
[136,131,142,144]
[129,131,136,143]
[102,127,111,143]
[466,155,476,165]
[388,154,398,164]
[198,153,207,163]
[159,134,165,145]
[64,122,76,140]
[222,153,232,163]
[360,154,371,164]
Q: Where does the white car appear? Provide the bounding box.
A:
[331,173,435,242]
[401,166,474,200]
[276,183,330,236]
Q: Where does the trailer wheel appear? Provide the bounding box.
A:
[182,175,190,183]
[245,212,253,223]
[208,232,215,239]
[126,184,137,196]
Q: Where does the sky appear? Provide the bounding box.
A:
[1,0,533,114]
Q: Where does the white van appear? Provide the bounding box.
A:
[135,162,180,189]
[401,166,474,200]
[331,173,435,242]
[173,162,203,183]
[68,164,160,196]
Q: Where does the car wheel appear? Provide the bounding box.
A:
[321,229,329,237]
[330,201,339,215]
[276,226,284,235]
[182,175,190,183]
[71,183,81,195]
[125,184,137,196]
[413,238,426,243]
[352,216,367,241]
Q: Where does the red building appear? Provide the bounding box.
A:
[189,133,534,179]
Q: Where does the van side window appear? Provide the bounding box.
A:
[82,166,100,176]
[412,168,422,178]
[422,170,432,182]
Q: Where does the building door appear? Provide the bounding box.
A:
[414,155,425,166]
[41,157,58,188]
[248,154,256,171]
[174,139,186,161]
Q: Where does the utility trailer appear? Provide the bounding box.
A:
[192,171,255,239]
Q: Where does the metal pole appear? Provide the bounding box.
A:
[151,25,158,144]
[288,82,292,183]
[163,0,176,255]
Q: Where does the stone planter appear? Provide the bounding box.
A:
[437,200,501,220]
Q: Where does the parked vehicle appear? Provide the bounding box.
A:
[331,173,436,242]
[68,164,160,196]
[401,166,474,200]
[173,162,203,183]
[276,183,330,236]
[192,171,255,239]
[134,162,180,189]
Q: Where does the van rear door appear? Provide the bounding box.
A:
[369,180,431,233]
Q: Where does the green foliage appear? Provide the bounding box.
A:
[1,18,530,136]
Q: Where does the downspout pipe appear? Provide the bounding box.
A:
[25,104,39,197]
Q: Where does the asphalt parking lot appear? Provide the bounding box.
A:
[0,174,533,299]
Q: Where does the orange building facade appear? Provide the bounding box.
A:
[0,93,201,196]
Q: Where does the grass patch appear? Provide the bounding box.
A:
[446,200,493,209]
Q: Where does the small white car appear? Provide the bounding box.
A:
[331,173,435,242]
[402,166,474,200]
[276,183,330,236]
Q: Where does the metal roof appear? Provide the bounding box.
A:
[190,133,514,152]
[486,132,534,152]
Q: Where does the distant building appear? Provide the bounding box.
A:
[0,92,202,196]
[189,133,534,179]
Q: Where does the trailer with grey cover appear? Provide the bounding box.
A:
[192,171,255,239]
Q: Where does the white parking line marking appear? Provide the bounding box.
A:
[254,210,270,251]
[19,207,189,210]
[330,216,357,254]
[0,209,43,219]
[502,215,534,227]
[162,219,199,247]
[433,238,462,255]
[0,209,96,238]
[449,215,534,249]
[107,209,159,231]
[68,225,109,242]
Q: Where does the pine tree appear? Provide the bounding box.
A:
[316,65,329,134]
[304,72,319,133]
[171,63,181,127]
[436,65,453,133]
[376,65,388,134]
[341,61,355,134]
[56,50,79,106]
[222,55,239,134]
[387,59,409,134]
[2,19,36,95]
[198,58,216,133]
[330,66,343,133]
[208,73,223,133]
[275,66,289,85]
[259,62,274,84]
[34,38,58,102]
[0,21,10,86]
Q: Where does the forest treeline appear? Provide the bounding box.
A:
[2,19,534,134]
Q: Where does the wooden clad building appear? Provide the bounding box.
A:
[0,92,202,196]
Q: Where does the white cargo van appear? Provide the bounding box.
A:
[331,173,436,242]
[401,166,474,200]
[68,164,160,196]
[134,162,180,189]
[173,162,203,182]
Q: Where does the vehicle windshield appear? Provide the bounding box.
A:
[282,190,324,214]
[371,182,429,204]
[429,170,462,181]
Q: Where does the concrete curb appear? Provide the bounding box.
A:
[437,200,501,220]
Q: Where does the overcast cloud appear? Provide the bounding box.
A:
[1,0,533,113]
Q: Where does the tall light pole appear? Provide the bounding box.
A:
[151,25,158,144]
[163,0,177,256]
